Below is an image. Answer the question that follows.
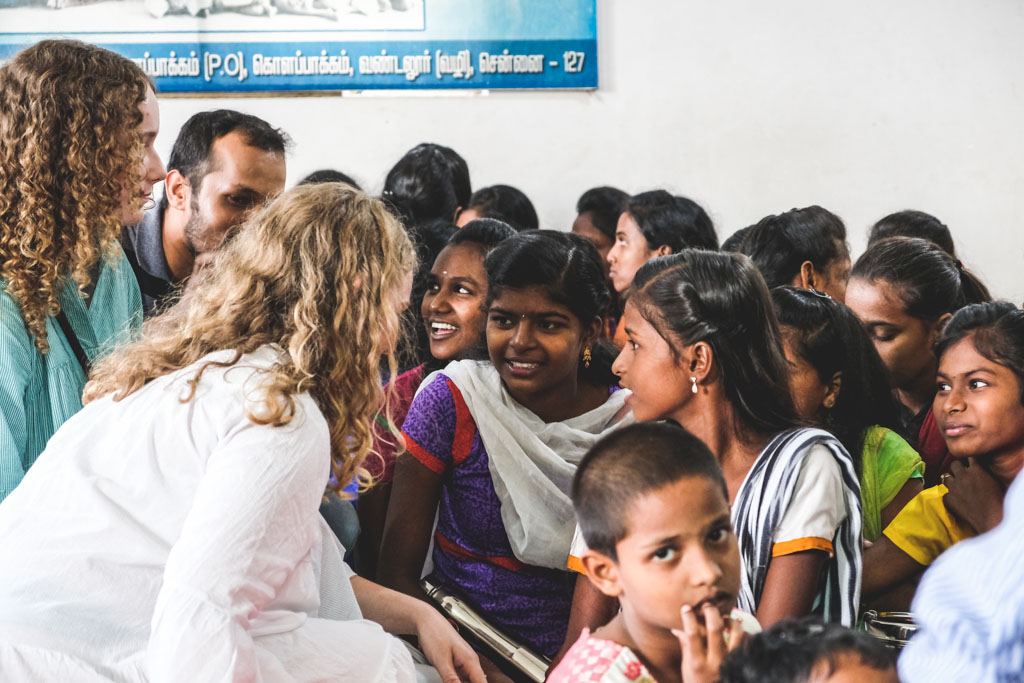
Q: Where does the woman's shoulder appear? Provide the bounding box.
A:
[864,425,921,457]
[411,370,460,407]
[764,426,845,455]
[760,427,851,483]
[167,346,328,437]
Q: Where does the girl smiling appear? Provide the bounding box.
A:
[359,219,515,579]
[380,231,630,678]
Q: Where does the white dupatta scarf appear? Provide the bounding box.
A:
[420,360,632,570]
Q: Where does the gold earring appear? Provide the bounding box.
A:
[691,376,699,394]
[583,345,592,369]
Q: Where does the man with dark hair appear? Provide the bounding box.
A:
[121,109,289,314]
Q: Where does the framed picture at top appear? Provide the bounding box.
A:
[0,0,598,94]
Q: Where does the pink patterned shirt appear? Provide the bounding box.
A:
[547,629,657,683]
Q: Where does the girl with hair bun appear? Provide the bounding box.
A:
[846,236,990,486]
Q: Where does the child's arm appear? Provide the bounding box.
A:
[378,376,457,603]
[378,452,444,603]
[862,535,923,597]
[880,478,925,530]
[754,551,829,628]
[755,445,845,627]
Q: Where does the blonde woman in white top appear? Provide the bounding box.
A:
[0,183,485,683]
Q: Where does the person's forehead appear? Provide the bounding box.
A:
[140,87,160,133]
[206,130,284,178]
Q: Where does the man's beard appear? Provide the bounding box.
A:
[182,199,204,258]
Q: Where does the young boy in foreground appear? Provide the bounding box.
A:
[549,422,757,683]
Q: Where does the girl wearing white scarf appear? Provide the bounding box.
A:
[379,232,631,672]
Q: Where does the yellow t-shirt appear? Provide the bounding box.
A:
[882,484,973,566]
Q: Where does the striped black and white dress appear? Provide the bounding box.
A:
[731,427,863,626]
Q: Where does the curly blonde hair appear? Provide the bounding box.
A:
[84,183,416,495]
[0,40,149,352]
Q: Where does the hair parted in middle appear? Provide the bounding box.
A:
[629,249,800,437]
[485,229,617,384]
[84,183,416,494]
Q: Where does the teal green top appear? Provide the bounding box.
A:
[0,251,142,501]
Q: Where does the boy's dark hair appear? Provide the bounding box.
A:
[726,206,847,289]
[626,190,717,252]
[869,209,956,257]
[464,184,539,231]
[572,422,728,560]
[382,142,471,227]
[160,109,289,210]
[719,618,896,683]
[936,301,1024,405]
[851,236,990,321]
[576,186,629,240]
[298,168,361,190]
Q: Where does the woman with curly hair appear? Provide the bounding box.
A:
[0,40,166,501]
[0,183,486,682]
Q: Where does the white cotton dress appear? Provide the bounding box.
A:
[0,346,415,682]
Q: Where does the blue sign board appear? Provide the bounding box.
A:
[0,0,597,93]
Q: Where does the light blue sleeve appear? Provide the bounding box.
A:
[0,289,33,501]
[899,476,1024,681]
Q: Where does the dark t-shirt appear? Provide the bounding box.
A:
[119,206,175,316]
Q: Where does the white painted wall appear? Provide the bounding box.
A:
[156,0,1024,302]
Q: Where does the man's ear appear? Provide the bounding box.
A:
[795,260,817,291]
[165,169,192,213]
[580,550,624,598]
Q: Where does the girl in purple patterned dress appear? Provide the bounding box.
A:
[357,219,516,580]
[380,231,631,678]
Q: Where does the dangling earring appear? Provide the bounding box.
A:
[583,345,592,369]
[690,376,698,394]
